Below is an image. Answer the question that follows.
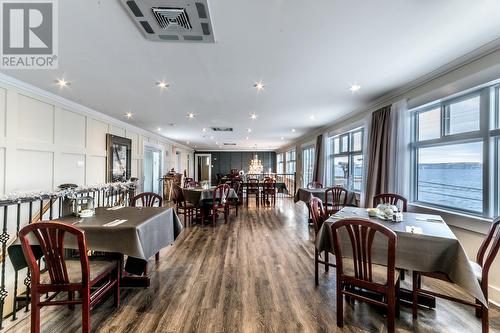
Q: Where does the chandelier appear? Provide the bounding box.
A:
[248,154,263,174]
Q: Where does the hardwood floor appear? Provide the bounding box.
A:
[8,198,500,332]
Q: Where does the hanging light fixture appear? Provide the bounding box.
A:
[248,154,263,174]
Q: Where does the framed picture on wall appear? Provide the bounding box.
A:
[106,134,132,182]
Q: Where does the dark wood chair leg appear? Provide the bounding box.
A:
[336,282,344,328]
[31,293,40,333]
[68,291,75,310]
[482,305,489,333]
[476,299,483,317]
[155,252,160,262]
[396,279,401,319]
[412,271,418,319]
[387,289,396,333]
[324,251,329,273]
[114,266,120,307]
[82,289,90,333]
[315,248,319,286]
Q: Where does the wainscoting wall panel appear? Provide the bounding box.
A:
[17,94,54,144]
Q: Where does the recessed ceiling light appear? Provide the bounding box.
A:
[215,141,219,145]
[247,128,252,133]
[202,128,207,132]
[124,112,133,119]
[157,127,161,131]
[349,83,361,93]
[157,81,169,89]
[291,128,296,133]
[250,113,257,120]
[280,137,284,140]
[246,136,249,140]
[254,81,265,91]
[55,79,70,87]
[187,112,196,119]
[210,136,214,140]
[309,115,315,120]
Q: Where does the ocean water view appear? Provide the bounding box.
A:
[417,163,482,213]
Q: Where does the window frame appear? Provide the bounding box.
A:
[301,145,315,187]
[286,148,296,177]
[327,127,364,192]
[277,153,284,174]
[410,87,493,217]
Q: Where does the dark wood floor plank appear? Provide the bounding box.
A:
[7,198,500,332]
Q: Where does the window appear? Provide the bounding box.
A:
[277,153,284,174]
[286,149,296,175]
[411,86,500,217]
[327,128,364,191]
[302,146,315,187]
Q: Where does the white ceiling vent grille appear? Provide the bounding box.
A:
[122,0,215,43]
[152,8,192,30]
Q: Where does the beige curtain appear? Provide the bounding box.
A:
[364,105,392,207]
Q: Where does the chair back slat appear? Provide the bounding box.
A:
[18,222,89,286]
[310,197,326,235]
[373,193,408,212]
[131,192,163,207]
[330,218,397,286]
[325,186,348,214]
[263,178,276,190]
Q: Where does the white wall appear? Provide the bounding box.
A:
[0,75,193,195]
[281,47,500,304]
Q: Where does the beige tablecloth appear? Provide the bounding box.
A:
[315,207,487,306]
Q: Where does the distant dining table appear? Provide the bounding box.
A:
[315,207,487,306]
[182,186,238,206]
[9,206,183,287]
[243,182,289,194]
[294,187,357,206]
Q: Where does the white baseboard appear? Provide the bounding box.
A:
[489,285,500,307]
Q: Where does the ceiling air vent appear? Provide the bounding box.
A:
[152,8,192,30]
[121,0,215,43]
[211,127,233,132]
[223,143,237,146]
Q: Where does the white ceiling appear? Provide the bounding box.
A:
[3,0,500,150]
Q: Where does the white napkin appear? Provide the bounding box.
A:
[406,226,423,234]
[106,206,125,211]
[103,219,127,227]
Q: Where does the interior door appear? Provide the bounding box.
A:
[195,154,211,184]
[144,146,162,195]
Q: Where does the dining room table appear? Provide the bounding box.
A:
[182,186,239,206]
[8,206,183,287]
[315,207,487,306]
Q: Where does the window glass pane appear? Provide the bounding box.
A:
[333,137,340,154]
[334,156,349,188]
[446,96,480,135]
[340,135,349,152]
[352,154,363,192]
[302,147,315,187]
[418,108,440,141]
[352,131,362,151]
[417,142,482,213]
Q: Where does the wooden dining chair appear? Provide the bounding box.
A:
[210,184,230,226]
[307,181,323,189]
[373,193,408,212]
[261,178,277,206]
[228,181,240,216]
[324,186,348,216]
[246,178,260,207]
[412,217,500,333]
[330,218,400,333]
[183,177,196,188]
[131,192,163,208]
[310,197,335,285]
[18,222,120,333]
[172,184,198,227]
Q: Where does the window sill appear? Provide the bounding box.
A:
[408,202,492,235]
